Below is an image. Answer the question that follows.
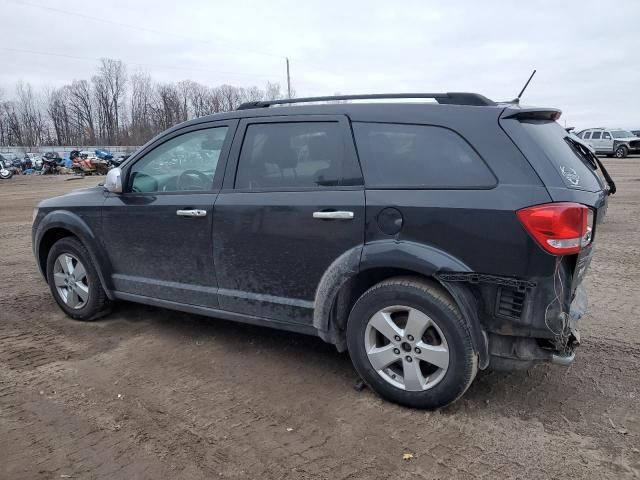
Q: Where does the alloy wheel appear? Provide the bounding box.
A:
[364,305,449,391]
[53,253,89,309]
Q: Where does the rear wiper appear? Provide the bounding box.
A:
[565,137,616,195]
[565,137,597,169]
[593,155,616,195]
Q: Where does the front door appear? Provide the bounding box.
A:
[590,131,603,152]
[102,121,236,307]
[213,116,365,325]
[601,131,614,153]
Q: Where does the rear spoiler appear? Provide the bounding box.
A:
[501,107,562,121]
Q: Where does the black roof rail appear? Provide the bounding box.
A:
[237,92,496,110]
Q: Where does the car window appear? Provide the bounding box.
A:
[583,132,591,139]
[518,120,603,192]
[611,130,634,138]
[235,122,362,189]
[603,132,611,140]
[128,127,228,193]
[352,122,496,188]
[591,131,601,140]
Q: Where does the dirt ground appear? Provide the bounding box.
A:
[1,161,639,480]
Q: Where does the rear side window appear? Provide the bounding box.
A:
[591,131,601,139]
[583,132,591,139]
[352,123,496,188]
[518,120,603,192]
[235,122,362,189]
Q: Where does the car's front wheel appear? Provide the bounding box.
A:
[46,237,110,321]
[347,277,477,409]
[615,145,628,158]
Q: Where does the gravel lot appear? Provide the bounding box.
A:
[1,161,639,479]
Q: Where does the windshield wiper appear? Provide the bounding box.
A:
[565,137,616,195]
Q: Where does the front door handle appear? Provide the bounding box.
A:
[176,209,207,217]
[312,211,354,220]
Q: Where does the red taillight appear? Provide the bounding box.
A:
[517,203,594,255]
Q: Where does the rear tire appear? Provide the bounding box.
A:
[46,237,111,321]
[615,145,628,158]
[347,277,477,409]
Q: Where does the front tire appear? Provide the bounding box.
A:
[615,145,628,158]
[347,277,477,409]
[46,237,111,321]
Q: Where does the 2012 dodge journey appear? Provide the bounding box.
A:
[32,93,615,408]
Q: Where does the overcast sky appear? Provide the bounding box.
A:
[1,0,639,129]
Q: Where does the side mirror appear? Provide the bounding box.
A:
[104,167,122,193]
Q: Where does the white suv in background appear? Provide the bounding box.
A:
[578,128,640,158]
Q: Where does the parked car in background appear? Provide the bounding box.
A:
[0,153,15,179]
[578,128,640,158]
[32,92,615,409]
[631,129,640,137]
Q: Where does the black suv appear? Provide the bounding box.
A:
[32,93,614,409]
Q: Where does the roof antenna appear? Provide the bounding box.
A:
[512,69,536,104]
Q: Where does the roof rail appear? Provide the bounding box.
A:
[236,92,496,110]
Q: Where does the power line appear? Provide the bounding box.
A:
[1,47,279,81]
[9,0,288,61]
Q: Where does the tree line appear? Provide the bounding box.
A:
[0,58,290,148]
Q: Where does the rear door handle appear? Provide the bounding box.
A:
[176,209,207,217]
[312,211,354,220]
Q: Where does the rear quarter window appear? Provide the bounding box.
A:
[518,120,603,192]
[352,123,496,189]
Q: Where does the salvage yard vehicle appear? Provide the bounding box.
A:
[0,154,14,179]
[32,93,615,409]
[578,128,640,158]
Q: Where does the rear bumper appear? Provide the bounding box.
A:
[486,282,586,370]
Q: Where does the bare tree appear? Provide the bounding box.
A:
[0,58,292,147]
[66,80,96,144]
[92,58,127,144]
[15,82,47,149]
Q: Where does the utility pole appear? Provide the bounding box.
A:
[286,57,291,99]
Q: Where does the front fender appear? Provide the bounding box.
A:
[34,210,114,297]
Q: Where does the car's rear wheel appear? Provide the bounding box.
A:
[615,145,628,158]
[347,277,477,409]
[46,237,110,321]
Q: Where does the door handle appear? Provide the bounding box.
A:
[176,209,207,217]
[312,211,354,220]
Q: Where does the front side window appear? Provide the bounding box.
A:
[352,122,495,188]
[611,130,634,138]
[235,122,362,189]
[591,131,602,140]
[603,132,611,140]
[128,127,228,193]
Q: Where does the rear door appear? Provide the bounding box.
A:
[213,115,365,325]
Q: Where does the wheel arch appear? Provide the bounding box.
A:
[34,210,114,299]
[313,241,489,368]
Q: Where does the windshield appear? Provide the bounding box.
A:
[611,130,634,138]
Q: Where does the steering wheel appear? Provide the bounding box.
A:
[176,170,211,191]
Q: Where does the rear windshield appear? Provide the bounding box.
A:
[519,120,604,192]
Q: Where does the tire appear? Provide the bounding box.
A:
[347,277,477,409]
[615,145,628,158]
[0,171,12,179]
[46,237,111,321]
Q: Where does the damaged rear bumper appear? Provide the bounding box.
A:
[439,263,589,371]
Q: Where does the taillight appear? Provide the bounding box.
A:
[517,203,594,255]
